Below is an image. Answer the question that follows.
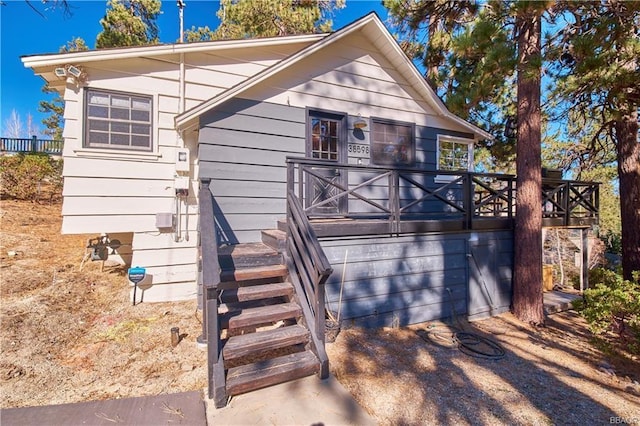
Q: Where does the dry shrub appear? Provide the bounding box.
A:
[0,153,62,202]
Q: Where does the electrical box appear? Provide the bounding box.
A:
[174,176,189,190]
[155,212,174,229]
[175,148,190,172]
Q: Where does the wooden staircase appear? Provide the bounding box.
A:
[215,228,321,400]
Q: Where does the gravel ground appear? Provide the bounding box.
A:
[327,311,640,425]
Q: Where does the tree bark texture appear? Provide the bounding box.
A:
[615,110,640,281]
[512,10,545,325]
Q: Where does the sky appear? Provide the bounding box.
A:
[0,0,388,138]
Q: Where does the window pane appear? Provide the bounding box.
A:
[88,105,108,118]
[131,124,150,135]
[89,131,108,144]
[131,110,150,122]
[88,119,109,131]
[131,135,150,147]
[111,96,130,108]
[111,108,130,120]
[132,97,151,110]
[111,133,129,145]
[439,139,471,171]
[89,93,109,105]
[111,122,130,134]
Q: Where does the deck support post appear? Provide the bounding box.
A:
[580,227,589,292]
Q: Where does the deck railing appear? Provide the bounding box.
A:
[1,136,63,155]
[286,157,598,236]
[198,179,226,406]
[285,185,332,378]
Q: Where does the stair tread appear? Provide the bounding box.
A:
[221,302,302,329]
[220,264,287,282]
[219,243,278,257]
[226,350,319,396]
[223,325,310,360]
[220,282,293,303]
[219,243,283,270]
[261,229,286,238]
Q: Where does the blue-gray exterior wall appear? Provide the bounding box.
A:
[321,229,513,328]
[198,97,475,242]
[198,97,512,325]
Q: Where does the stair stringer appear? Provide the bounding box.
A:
[284,253,329,379]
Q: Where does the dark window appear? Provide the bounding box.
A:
[370,118,415,166]
[85,89,153,151]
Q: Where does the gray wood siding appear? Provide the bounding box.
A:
[199,98,306,243]
[321,230,513,327]
[199,98,476,242]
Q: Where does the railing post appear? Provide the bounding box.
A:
[389,171,400,234]
[562,182,570,226]
[464,173,473,229]
[31,135,37,153]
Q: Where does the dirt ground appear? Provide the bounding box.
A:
[1,199,639,425]
[0,200,207,408]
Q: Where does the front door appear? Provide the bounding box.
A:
[306,110,347,216]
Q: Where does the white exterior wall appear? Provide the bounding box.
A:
[243,30,466,133]
[58,44,306,302]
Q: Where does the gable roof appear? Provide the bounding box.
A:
[175,13,493,141]
[21,33,326,90]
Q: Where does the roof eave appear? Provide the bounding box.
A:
[21,33,328,69]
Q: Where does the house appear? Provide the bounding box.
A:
[23,13,598,406]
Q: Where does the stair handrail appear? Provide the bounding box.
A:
[199,179,227,406]
[285,183,332,378]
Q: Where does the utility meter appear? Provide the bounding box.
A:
[175,148,190,172]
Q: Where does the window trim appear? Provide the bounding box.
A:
[435,135,474,183]
[83,88,154,153]
[370,117,416,167]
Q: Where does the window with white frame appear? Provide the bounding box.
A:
[85,89,153,151]
[437,135,474,171]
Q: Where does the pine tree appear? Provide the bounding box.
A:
[512,2,546,325]
[96,0,161,48]
[551,1,640,280]
[185,0,344,42]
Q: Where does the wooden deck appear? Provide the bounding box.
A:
[286,157,600,239]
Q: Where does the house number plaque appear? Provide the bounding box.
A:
[348,143,370,158]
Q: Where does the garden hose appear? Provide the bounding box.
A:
[417,288,506,360]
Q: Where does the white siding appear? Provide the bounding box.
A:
[59,44,302,302]
[243,31,461,131]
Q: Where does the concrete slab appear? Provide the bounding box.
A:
[1,391,206,426]
[544,290,581,314]
[205,375,376,426]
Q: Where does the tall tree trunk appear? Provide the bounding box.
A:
[512,9,544,325]
[615,109,640,281]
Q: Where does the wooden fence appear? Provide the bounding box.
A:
[1,136,63,155]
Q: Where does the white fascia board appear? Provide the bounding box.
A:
[21,33,327,69]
